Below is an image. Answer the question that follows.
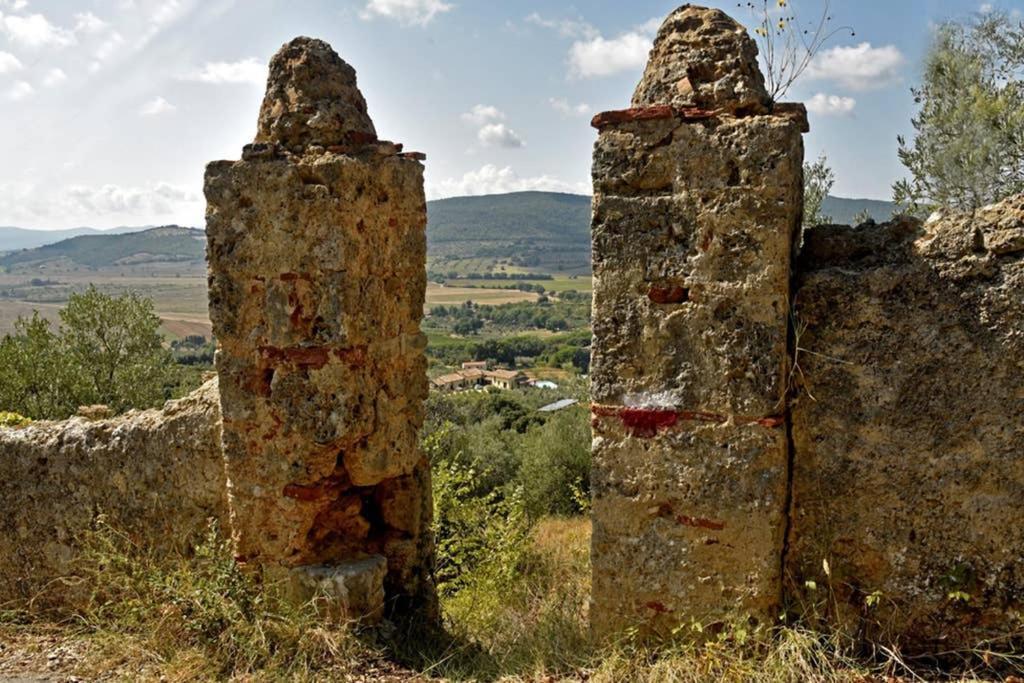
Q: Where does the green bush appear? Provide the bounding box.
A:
[0,411,31,428]
[518,407,591,519]
[0,287,177,419]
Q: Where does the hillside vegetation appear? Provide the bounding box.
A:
[427,191,592,275]
[0,226,204,270]
[0,226,147,253]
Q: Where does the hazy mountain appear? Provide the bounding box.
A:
[0,192,902,274]
[0,225,150,252]
[821,196,898,225]
[0,226,205,270]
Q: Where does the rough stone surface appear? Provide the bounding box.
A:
[255,37,376,151]
[291,555,387,624]
[590,5,804,638]
[0,380,227,605]
[632,5,770,114]
[206,37,435,618]
[788,199,1024,651]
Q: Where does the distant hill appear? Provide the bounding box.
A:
[0,225,149,252]
[0,192,902,275]
[426,192,592,274]
[0,226,205,270]
[821,196,897,224]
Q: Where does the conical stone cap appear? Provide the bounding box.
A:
[632,4,770,113]
[255,36,377,149]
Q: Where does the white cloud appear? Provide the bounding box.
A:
[525,12,597,39]
[806,43,905,91]
[569,30,652,78]
[805,93,856,116]
[360,0,452,26]
[186,58,266,85]
[64,182,198,216]
[0,50,22,73]
[150,0,184,26]
[73,11,107,34]
[0,11,76,47]
[461,104,504,125]
[0,0,28,10]
[477,123,524,148]
[0,181,202,226]
[549,97,590,117]
[140,95,175,115]
[41,67,65,86]
[93,31,124,62]
[460,105,524,147]
[430,164,587,199]
[7,79,33,101]
[980,3,994,12]
[529,13,656,79]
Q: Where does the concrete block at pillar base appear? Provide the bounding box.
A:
[291,555,387,624]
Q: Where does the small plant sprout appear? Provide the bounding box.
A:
[948,590,972,603]
[739,0,856,101]
[865,591,883,609]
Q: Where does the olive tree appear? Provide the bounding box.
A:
[0,287,175,419]
[803,153,835,228]
[59,286,174,412]
[894,11,1024,214]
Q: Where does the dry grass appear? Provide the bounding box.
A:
[1,517,1019,682]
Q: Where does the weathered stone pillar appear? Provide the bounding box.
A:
[205,37,434,619]
[589,6,806,638]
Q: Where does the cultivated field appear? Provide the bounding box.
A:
[442,275,593,293]
[0,270,539,338]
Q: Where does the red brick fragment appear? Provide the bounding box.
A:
[591,105,720,130]
[283,474,350,502]
[648,285,689,304]
[591,105,675,129]
[676,515,726,531]
[258,345,330,369]
[591,403,785,434]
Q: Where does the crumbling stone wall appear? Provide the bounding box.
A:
[589,5,806,638]
[787,200,1024,651]
[205,37,435,618]
[0,379,227,605]
[591,4,1024,651]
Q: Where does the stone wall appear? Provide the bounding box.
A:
[589,3,1024,652]
[205,37,435,619]
[589,5,806,638]
[787,200,1024,651]
[0,379,227,605]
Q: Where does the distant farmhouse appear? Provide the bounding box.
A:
[431,361,528,392]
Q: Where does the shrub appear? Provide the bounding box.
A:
[518,407,591,519]
[0,411,30,428]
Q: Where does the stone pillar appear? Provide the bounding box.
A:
[589,6,806,638]
[205,37,435,619]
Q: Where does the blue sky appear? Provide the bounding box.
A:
[0,0,1019,229]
